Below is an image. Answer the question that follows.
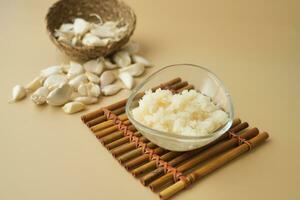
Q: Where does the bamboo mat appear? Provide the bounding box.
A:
[81,78,269,199]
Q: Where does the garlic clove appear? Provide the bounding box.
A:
[46,83,73,106]
[62,63,70,74]
[68,74,88,90]
[119,72,134,89]
[132,55,152,67]
[90,23,118,38]
[100,71,116,86]
[58,23,73,33]
[11,85,26,102]
[122,41,140,54]
[62,102,85,114]
[44,74,68,90]
[83,59,104,75]
[40,66,62,78]
[67,61,84,78]
[101,84,122,96]
[82,33,108,46]
[77,83,88,96]
[113,50,131,68]
[25,76,44,92]
[88,83,101,97]
[103,58,118,69]
[119,63,145,77]
[85,71,100,83]
[73,96,98,105]
[31,86,49,105]
[73,18,91,36]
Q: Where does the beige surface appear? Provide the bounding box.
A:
[1,0,300,199]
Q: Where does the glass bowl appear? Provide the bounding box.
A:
[126,64,234,151]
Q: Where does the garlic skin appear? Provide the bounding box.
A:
[62,102,85,114]
[31,86,49,105]
[25,76,44,92]
[85,72,100,83]
[132,55,151,67]
[119,63,145,77]
[119,72,134,89]
[73,18,90,36]
[73,96,98,105]
[102,84,122,96]
[44,74,68,90]
[67,61,84,78]
[100,71,116,86]
[40,66,62,78]
[68,74,88,90]
[11,85,26,102]
[82,33,108,46]
[83,59,104,75]
[46,83,73,106]
[113,50,131,68]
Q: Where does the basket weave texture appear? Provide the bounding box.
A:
[46,0,136,61]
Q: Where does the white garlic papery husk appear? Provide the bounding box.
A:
[44,74,68,90]
[101,84,122,96]
[113,50,131,68]
[122,41,140,54]
[119,63,145,77]
[82,33,108,47]
[67,61,84,78]
[85,72,100,83]
[56,31,74,45]
[132,55,151,67]
[46,83,73,106]
[40,66,62,78]
[73,96,98,105]
[11,85,26,102]
[31,86,49,105]
[83,59,104,75]
[119,72,134,89]
[90,21,120,38]
[62,102,85,114]
[73,18,91,36]
[100,71,116,86]
[103,58,118,69]
[68,74,88,90]
[25,76,44,92]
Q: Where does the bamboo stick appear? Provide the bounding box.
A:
[90,113,128,132]
[111,136,148,156]
[86,107,126,127]
[159,132,269,200]
[149,128,259,191]
[117,143,157,163]
[106,132,142,150]
[94,120,132,138]
[100,125,136,145]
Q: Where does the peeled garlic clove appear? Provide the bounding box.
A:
[82,33,108,46]
[102,84,122,96]
[83,59,104,75]
[119,63,145,77]
[73,96,98,105]
[40,66,62,78]
[85,72,100,83]
[113,50,131,68]
[46,83,73,106]
[77,83,88,96]
[132,55,151,67]
[62,102,85,114]
[67,61,84,78]
[73,18,90,36]
[11,85,26,102]
[104,58,118,69]
[25,76,44,92]
[100,71,115,86]
[69,74,88,90]
[122,41,140,54]
[119,72,134,89]
[31,86,49,105]
[88,83,101,97]
[90,23,118,38]
[58,23,73,33]
[44,74,68,90]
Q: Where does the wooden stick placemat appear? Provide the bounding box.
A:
[81,78,269,199]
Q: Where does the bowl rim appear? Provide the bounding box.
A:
[126,64,234,141]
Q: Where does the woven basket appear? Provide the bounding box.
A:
[46,0,136,61]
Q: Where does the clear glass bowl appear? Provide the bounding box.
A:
[126,64,234,151]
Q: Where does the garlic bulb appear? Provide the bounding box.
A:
[25,76,44,92]
[119,72,134,89]
[44,74,68,90]
[67,61,84,78]
[73,18,90,36]
[31,86,49,105]
[102,84,122,96]
[46,83,73,106]
[85,72,100,83]
[73,96,98,105]
[63,102,85,114]
[40,66,62,78]
[11,85,26,102]
[132,55,151,67]
[68,74,88,89]
[119,63,145,77]
[83,59,104,75]
[113,50,131,68]
[100,71,116,86]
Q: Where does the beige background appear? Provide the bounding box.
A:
[1,0,300,199]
